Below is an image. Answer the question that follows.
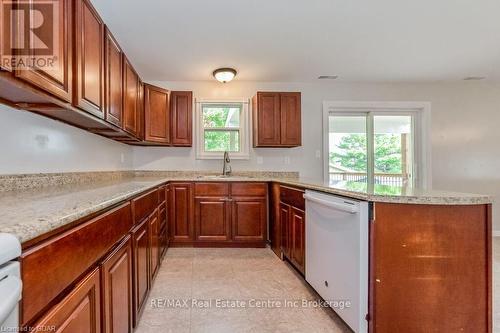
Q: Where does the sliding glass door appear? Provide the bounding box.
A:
[328,113,415,187]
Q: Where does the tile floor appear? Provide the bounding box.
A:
[136,241,500,333]
[136,247,351,333]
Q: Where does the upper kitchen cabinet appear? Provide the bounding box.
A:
[104,27,123,127]
[252,92,302,147]
[137,79,145,140]
[122,57,140,136]
[170,91,193,146]
[144,84,170,144]
[14,0,73,102]
[74,0,105,118]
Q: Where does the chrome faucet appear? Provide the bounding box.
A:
[222,151,232,176]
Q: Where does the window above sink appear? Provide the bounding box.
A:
[195,99,250,160]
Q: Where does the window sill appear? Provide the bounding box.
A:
[196,153,250,160]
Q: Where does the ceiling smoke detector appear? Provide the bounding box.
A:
[318,75,339,80]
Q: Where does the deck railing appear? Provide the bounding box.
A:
[329,172,409,187]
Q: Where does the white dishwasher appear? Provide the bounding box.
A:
[304,190,369,333]
[0,233,22,331]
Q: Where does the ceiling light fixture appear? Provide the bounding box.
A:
[318,75,339,80]
[213,68,237,83]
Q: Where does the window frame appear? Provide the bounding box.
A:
[322,101,432,189]
[195,99,250,160]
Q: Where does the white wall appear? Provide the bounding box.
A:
[134,80,500,230]
[0,104,134,174]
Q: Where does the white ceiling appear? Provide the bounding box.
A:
[92,0,500,83]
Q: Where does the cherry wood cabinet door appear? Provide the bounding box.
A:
[74,0,105,117]
[122,57,139,136]
[101,236,133,333]
[290,206,305,274]
[144,84,170,143]
[170,183,194,243]
[30,268,101,333]
[280,92,301,146]
[104,28,123,127]
[160,223,168,259]
[269,183,281,257]
[164,185,171,249]
[170,91,192,146]
[231,197,267,243]
[131,218,150,326]
[15,0,73,102]
[149,210,160,279]
[253,92,281,147]
[279,202,291,258]
[137,79,144,140]
[194,197,230,242]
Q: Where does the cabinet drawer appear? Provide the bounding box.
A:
[195,182,229,196]
[132,189,159,223]
[279,185,305,210]
[30,268,101,333]
[231,183,267,197]
[21,202,132,325]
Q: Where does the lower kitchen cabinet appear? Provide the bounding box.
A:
[101,236,133,333]
[131,218,150,326]
[280,202,291,258]
[195,198,230,242]
[269,183,281,256]
[31,268,101,333]
[289,206,305,273]
[231,197,267,243]
[160,186,170,257]
[20,184,168,333]
[149,209,160,279]
[171,182,268,246]
[170,183,194,244]
[279,186,306,274]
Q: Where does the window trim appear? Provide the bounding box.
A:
[195,99,250,160]
[322,101,432,189]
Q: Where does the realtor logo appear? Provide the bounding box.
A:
[1,0,59,70]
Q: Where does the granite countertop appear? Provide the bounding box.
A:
[0,172,493,244]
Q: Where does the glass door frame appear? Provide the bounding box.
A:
[322,101,432,189]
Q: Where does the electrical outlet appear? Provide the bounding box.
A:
[316,150,321,158]
[257,156,263,165]
[284,156,291,165]
[120,153,125,163]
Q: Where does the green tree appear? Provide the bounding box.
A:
[330,134,367,172]
[373,134,402,173]
[203,107,239,151]
[330,134,402,174]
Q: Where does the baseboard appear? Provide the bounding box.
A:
[493,230,500,237]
